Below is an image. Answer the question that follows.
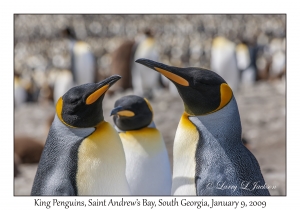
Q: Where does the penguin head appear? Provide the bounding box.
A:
[110,95,153,131]
[56,75,121,128]
[61,27,76,40]
[135,59,233,116]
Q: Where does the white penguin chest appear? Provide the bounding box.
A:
[119,128,172,195]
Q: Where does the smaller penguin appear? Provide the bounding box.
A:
[31,75,130,196]
[111,95,172,195]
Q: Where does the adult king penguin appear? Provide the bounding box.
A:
[111,95,172,195]
[131,29,161,99]
[62,27,97,85]
[31,75,131,196]
[210,36,240,94]
[135,59,270,196]
[50,28,97,104]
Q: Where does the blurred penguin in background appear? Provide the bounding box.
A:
[131,29,161,99]
[255,37,285,82]
[31,68,54,104]
[49,69,74,104]
[108,39,136,95]
[14,72,27,108]
[63,27,97,85]
[269,50,285,80]
[210,36,240,94]
[14,136,44,164]
[268,38,286,81]
[50,27,98,103]
[14,70,40,107]
[14,135,44,177]
[236,39,259,86]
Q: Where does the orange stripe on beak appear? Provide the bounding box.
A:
[154,67,189,86]
[86,84,109,105]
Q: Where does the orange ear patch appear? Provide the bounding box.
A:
[86,85,109,105]
[211,83,233,113]
[144,97,154,121]
[154,67,189,86]
[56,97,64,122]
[144,98,153,114]
[56,97,77,128]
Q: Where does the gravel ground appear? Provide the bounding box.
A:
[14,79,286,196]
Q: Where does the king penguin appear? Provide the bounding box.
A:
[31,75,131,196]
[135,58,270,196]
[210,36,240,94]
[236,41,258,86]
[63,27,97,85]
[49,28,97,104]
[111,95,172,195]
[14,73,27,108]
[131,29,161,99]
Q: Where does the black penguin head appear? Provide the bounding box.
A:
[56,75,121,128]
[61,27,76,40]
[135,58,233,116]
[110,95,153,131]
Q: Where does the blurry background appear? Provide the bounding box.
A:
[14,14,286,195]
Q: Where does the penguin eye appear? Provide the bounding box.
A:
[64,94,82,104]
[69,98,81,104]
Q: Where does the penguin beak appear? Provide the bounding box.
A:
[135,58,189,87]
[86,75,121,105]
[135,58,161,70]
[99,74,122,88]
[110,106,123,116]
[110,106,135,117]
